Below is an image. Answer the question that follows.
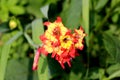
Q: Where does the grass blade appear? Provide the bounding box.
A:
[82,0,89,47]
[0,44,11,80]
[82,0,89,79]
[0,31,23,80]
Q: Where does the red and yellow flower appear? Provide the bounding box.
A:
[32,17,86,70]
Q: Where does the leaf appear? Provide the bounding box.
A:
[69,72,82,80]
[89,68,105,80]
[32,19,44,45]
[5,58,38,80]
[108,70,120,79]
[40,5,49,18]
[47,56,63,78]
[82,0,89,46]
[0,31,23,80]
[19,0,28,6]
[0,22,10,33]
[38,55,49,80]
[61,0,82,30]
[112,13,119,23]
[0,44,11,80]
[111,0,120,7]
[0,9,9,22]
[95,0,108,11]
[27,0,57,18]
[7,0,19,6]
[107,63,120,75]
[103,32,120,63]
[9,6,25,15]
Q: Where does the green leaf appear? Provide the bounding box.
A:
[95,0,108,11]
[7,0,19,6]
[108,70,120,79]
[69,72,82,80]
[0,44,11,80]
[27,0,57,18]
[61,0,82,30]
[9,6,25,15]
[0,22,10,33]
[89,68,105,80]
[82,0,89,46]
[47,56,63,78]
[112,13,119,23]
[0,9,9,22]
[32,19,44,45]
[40,5,49,18]
[70,56,86,79]
[111,0,120,7]
[38,55,49,80]
[19,0,28,5]
[26,0,43,18]
[5,58,38,80]
[107,63,120,75]
[103,32,120,63]
[0,31,23,80]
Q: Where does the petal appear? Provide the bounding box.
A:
[59,61,65,69]
[69,46,76,58]
[67,61,71,67]
[55,17,62,23]
[32,47,41,70]
[51,52,56,58]
[44,22,50,26]
[79,26,84,31]
[40,46,49,56]
[40,34,47,41]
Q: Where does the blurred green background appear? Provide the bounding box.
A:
[0,0,120,80]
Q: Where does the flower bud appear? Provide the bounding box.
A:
[9,20,17,30]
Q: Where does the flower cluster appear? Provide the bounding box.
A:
[32,17,86,70]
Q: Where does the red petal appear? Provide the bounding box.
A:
[67,61,71,67]
[32,47,41,70]
[62,50,68,58]
[78,45,84,50]
[59,61,65,69]
[40,34,47,41]
[44,22,50,26]
[79,26,84,31]
[40,47,48,56]
[65,30,71,35]
[69,46,75,58]
[55,17,62,23]
[51,52,56,58]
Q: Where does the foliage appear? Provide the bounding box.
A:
[0,0,120,80]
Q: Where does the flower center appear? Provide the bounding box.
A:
[60,35,72,49]
[53,27,61,37]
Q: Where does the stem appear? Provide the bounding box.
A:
[94,2,120,32]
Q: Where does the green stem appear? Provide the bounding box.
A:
[24,32,38,49]
[94,2,120,32]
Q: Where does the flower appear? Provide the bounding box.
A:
[32,17,86,70]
